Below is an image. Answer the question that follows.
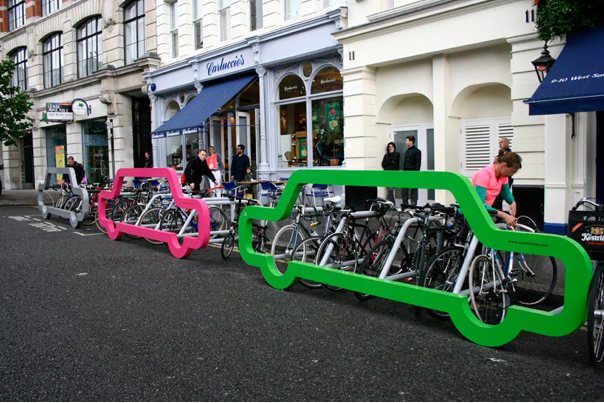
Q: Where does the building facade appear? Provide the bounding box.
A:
[0,0,159,188]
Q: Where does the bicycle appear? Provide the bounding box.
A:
[221,195,274,259]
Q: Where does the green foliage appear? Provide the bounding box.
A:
[534,0,604,42]
[0,59,33,146]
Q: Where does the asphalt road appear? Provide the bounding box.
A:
[0,206,602,401]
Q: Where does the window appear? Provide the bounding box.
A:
[77,17,103,78]
[323,0,344,7]
[250,0,263,31]
[8,0,25,31]
[284,0,300,20]
[169,1,179,58]
[276,64,344,168]
[219,0,231,41]
[124,0,146,64]
[43,33,63,88]
[193,0,203,49]
[83,120,109,184]
[461,117,513,177]
[10,48,27,91]
[41,0,61,16]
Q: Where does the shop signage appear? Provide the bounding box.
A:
[71,98,91,116]
[46,103,73,121]
[182,127,199,135]
[206,54,246,77]
[166,130,181,137]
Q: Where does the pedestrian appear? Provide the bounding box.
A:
[207,146,225,197]
[243,166,255,199]
[63,156,86,185]
[471,152,522,227]
[183,149,217,193]
[230,144,250,187]
[144,151,153,168]
[492,137,512,210]
[381,141,400,205]
[401,135,421,206]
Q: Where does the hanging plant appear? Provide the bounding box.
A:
[533,0,604,42]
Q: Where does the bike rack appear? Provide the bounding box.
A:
[97,168,211,259]
[238,169,594,348]
[37,167,90,229]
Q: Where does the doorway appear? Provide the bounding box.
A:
[392,123,435,205]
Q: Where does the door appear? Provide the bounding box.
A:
[392,123,435,205]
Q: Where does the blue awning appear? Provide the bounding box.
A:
[151,74,256,139]
[524,24,604,115]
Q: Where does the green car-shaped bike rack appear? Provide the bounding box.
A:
[238,170,592,347]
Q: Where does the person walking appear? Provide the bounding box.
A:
[207,146,225,197]
[401,135,421,206]
[184,149,217,193]
[381,141,400,205]
[230,144,250,187]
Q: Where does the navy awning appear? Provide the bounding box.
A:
[151,74,256,139]
[524,24,604,115]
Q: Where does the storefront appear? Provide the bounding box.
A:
[145,9,345,182]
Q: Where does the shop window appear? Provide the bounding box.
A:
[311,97,343,166]
[8,0,25,31]
[278,102,307,168]
[311,67,342,94]
[193,0,203,49]
[124,0,146,64]
[43,33,63,88]
[83,120,109,183]
[10,48,27,91]
[239,82,260,107]
[45,126,66,184]
[164,101,180,120]
[77,17,103,78]
[278,74,306,100]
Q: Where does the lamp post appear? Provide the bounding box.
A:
[531,43,556,82]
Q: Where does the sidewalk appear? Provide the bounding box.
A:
[0,189,40,207]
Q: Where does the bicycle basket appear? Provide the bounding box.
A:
[567,209,604,260]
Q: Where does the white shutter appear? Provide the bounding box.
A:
[461,117,513,178]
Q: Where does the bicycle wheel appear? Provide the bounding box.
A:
[95,200,115,234]
[140,207,164,245]
[160,209,185,235]
[209,206,229,239]
[588,263,604,366]
[121,204,146,239]
[271,224,305,274]
[355,239,395,300]
[317,232,358,292]
[82,201,97,226]
[420,247,465,320]
[221,232,236,259]
[290,236,324,289]
[64,196,82,212]
[468,254,509,325]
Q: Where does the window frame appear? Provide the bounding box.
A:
[250,0,263,31]
[43,33,64,89]
[283,0,300,20]
[8,0,25,31]
[76,16,103,79]
[169,1,179,58]
[10,48,28,91]
[41,0,61,16]
[218,0,231,41]
[193,0,203,49]
[124,0,146,65]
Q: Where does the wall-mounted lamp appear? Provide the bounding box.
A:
[531,43,556,83]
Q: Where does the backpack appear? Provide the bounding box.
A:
[180,172,187,185]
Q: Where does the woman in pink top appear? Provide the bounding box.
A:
[471,152,522,227]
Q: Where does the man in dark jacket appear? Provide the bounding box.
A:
[184,149,217,192]
[381,142,400,204]
[230,144,250,186]
[401,135,421,206]
[63,156,86,185]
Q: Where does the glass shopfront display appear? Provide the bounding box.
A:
[276,64,343,168]
[45,125,66,183]
[82,119,109,183]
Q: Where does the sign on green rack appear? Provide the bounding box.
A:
[237,170,592,347]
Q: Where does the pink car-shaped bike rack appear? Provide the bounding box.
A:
[98,168,211,259]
